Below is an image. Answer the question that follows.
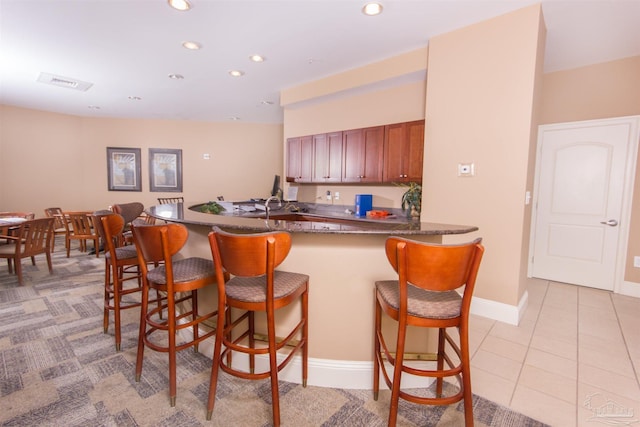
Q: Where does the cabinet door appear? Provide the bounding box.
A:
[342,127,383,183]
[342,129,364,183]
[313,131,342,183]
[286,136,313,183]
[383,120,424,183]
[405,120,425,182]
[362,126,384,182]
[286,137,301,182]
[299,136,314,182]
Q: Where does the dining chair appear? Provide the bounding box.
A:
[206,226,309,427]
[44,207,68,252]
[63,211,100,257]
[157,197,184,204]
[0,217,54,285]
[373,237,484,427]
[92,211,144,351]
[131,222,219,406]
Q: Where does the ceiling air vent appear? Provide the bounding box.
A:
[37,72,93,91]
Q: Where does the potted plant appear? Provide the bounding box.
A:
[401,182,422,219]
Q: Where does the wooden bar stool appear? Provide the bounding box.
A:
[131,223,219,406]
[373,237,484,427]
[206,226,309,427]
[92,212,143,351]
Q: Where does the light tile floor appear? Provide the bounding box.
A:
[468,278,640,426]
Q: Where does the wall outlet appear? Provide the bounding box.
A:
[334,191,340,200]
[634,256,640,268]
[326,190,332,200]
[458,162,475,177]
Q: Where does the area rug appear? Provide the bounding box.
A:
[0,241,548,426]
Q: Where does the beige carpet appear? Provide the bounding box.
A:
[0,238,548,426]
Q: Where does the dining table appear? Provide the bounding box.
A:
[0,217,28,238]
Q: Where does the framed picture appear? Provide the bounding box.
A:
[106,147,142,191]
[149,148,183,192]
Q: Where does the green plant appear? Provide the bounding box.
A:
[400,182,422,218]
[200,201,226,214]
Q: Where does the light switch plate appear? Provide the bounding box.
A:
[634,256,640,268]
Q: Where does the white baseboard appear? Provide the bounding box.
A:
[195,337,435,389]
[469,291,528,326]
[189,291,529,390]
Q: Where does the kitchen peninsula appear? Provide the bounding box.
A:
[147,202,478,389]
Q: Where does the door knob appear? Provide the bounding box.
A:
[600,219,619,227]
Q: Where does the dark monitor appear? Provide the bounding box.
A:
[271,174,281,197]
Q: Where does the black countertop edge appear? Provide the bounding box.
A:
[146,202,478,236]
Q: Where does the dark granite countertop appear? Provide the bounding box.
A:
[147,202,478,236]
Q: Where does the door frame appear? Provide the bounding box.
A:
[528,115,640,296]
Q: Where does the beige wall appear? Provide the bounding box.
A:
[540,56,640,283]
[0,105,283,215]
[423,4,545,307]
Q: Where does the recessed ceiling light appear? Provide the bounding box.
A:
[362,2,383,16]
[168,0,192,11]
[182,41,202,50]
[128,96,142,101]
[168,73,184,80]
[249,54,265,63]
[260,100,274,106]
[229,70,245,77]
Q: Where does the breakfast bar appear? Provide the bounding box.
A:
[147,202,478,388]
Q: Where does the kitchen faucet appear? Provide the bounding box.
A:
[264,196,282,221]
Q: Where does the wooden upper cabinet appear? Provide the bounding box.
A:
[287,120,424,185]
[312,131,343,183]
[342,126,384,183]
[383,120,425,183]
[286,136,313,183]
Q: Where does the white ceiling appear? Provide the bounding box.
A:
[1,0,639,124]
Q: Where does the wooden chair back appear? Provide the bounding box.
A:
[157,197,184,204]
[0,217,54,285]
[112,202,144,225]
[19,217,54,257]
[131,223,188,266]
[65,211,95,237]
[209,226,291,278]
[44,207,65,228]
[385,237,484,293]
[384,237,484,323]
[92,211,123,249]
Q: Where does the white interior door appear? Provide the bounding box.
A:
[530,117,638,291]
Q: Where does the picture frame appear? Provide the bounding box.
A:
[106,147,142,191]
[149,148,183,192]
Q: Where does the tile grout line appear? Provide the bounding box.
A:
[506,279,550,410]
[610,293,640,392]
[575,287,582,427]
